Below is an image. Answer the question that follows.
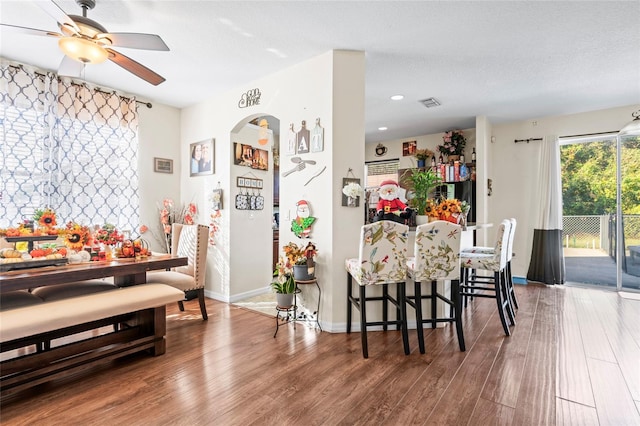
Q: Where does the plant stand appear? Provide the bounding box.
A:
[274,303,298,338]
[295,278,322,331]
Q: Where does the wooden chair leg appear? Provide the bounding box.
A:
[399,283,410,355]
[494,271,511,336]
[359,285,368,358]
[177,300,185,311]
[395,284,401,331]
[197,288,208,320]
[346,274,353,334]
[382,284,388,331]
[430,281,437,329]
[452,279,465,351]
[507,262,519,310]
[414,280,425,354]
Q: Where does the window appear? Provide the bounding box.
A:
[0,62,140,231]
[365,160,399,189]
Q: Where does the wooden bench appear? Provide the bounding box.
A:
[629,246,640,264]
[0,284,184,398]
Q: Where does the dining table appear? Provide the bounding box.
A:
[0,254,188,293]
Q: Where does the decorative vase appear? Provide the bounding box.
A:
[415,215,429,225]
[417,159,426,168]
[293,264,314,281]
[276,293,294,309]
[104,244,113,261]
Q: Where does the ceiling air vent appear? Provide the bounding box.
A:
[419,97,440,108]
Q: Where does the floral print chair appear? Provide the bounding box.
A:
[461,218,519,313]
[405,221,465,354]
[147,224,209,320]
[345,220,410,358]
[459,220,515,336]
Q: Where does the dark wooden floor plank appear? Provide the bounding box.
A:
[587,357,640,425]
[469,397,515,426]
[1,284,639,425]
[555,398,599,426]
[481,310,534,408]
[512,287,556,425]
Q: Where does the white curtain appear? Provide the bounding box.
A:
[0,60,139,231]
[527,135,566,284]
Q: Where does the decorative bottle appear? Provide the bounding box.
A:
[471,148,476,163]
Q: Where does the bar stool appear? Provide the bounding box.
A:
[345,220,410,358]
[460,220,515,336]
[462,218,519,312]
[405,221,465,354]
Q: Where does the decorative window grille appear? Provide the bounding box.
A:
[0,61,139,231]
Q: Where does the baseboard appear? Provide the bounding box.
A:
[513,276,527,285]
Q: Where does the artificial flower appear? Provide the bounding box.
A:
[34,208,57,228]
[342,182,364,199]
[437,130,467,156]
[64,222,91,251]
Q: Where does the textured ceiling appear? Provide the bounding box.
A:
[1,1,639,143]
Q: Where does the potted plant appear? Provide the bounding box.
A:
[402,168,442,223]
[283,241,317,281]
[271,261,297,308]
[413,148,433,168]
[437,130,467,162]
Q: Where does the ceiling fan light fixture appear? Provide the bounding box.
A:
[58,36,108,64]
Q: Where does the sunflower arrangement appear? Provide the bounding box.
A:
[63,222,91,251]
[424,199,439,219]
[33,208,57,229]
[436,199,462,222]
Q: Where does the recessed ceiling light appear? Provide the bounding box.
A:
[378,127,388,131]
[390,95,404,101]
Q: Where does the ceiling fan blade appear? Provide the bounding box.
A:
[0,23,61,37]
[100,33,169,51]
[58,56,84,78]
[38,0,79,34]
[106,48,166,86]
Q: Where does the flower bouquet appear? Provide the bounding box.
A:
[437,130,467,158]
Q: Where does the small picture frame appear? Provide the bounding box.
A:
[190,139,215,176]
[234,143,254,167]
[402,140,417,157]
[212,189,223,210]
[342,178,361,207]
[154,157,173,174]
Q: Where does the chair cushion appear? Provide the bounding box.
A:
[460,252,501,271]
[146,270,196,292]
[31,280,118,302]
[0,290,44,311]
[461,245,494,254]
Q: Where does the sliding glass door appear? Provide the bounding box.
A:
[560,134,640,291]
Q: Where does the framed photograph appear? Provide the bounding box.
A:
[342,177,361,207]
[190,139,215,177]
[237,177,245,187]
[154,157,173,174]
[234,142,254,167]
[252,148,269,171]
[402,140,417,157]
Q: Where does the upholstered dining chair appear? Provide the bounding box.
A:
[345,220,410,358]
[461,218,519,312]
[460,220,515,336]
[146,224,209,320]
[405,221,465,354]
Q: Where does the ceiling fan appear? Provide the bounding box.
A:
[1,0,169,85]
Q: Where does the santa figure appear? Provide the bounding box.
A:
[375,179,412,223]
[291,199,316,238]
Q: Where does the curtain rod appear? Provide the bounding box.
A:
[7,63,152,109]
[365,158,400,164]
[559,131,618,138]
[514,138,542,144]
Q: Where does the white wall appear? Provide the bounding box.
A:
[179,50,366,332]
[137,102,181,253]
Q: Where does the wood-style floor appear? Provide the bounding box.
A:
[2,283,640,425]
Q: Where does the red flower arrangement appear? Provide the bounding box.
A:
[94,224,124,246]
